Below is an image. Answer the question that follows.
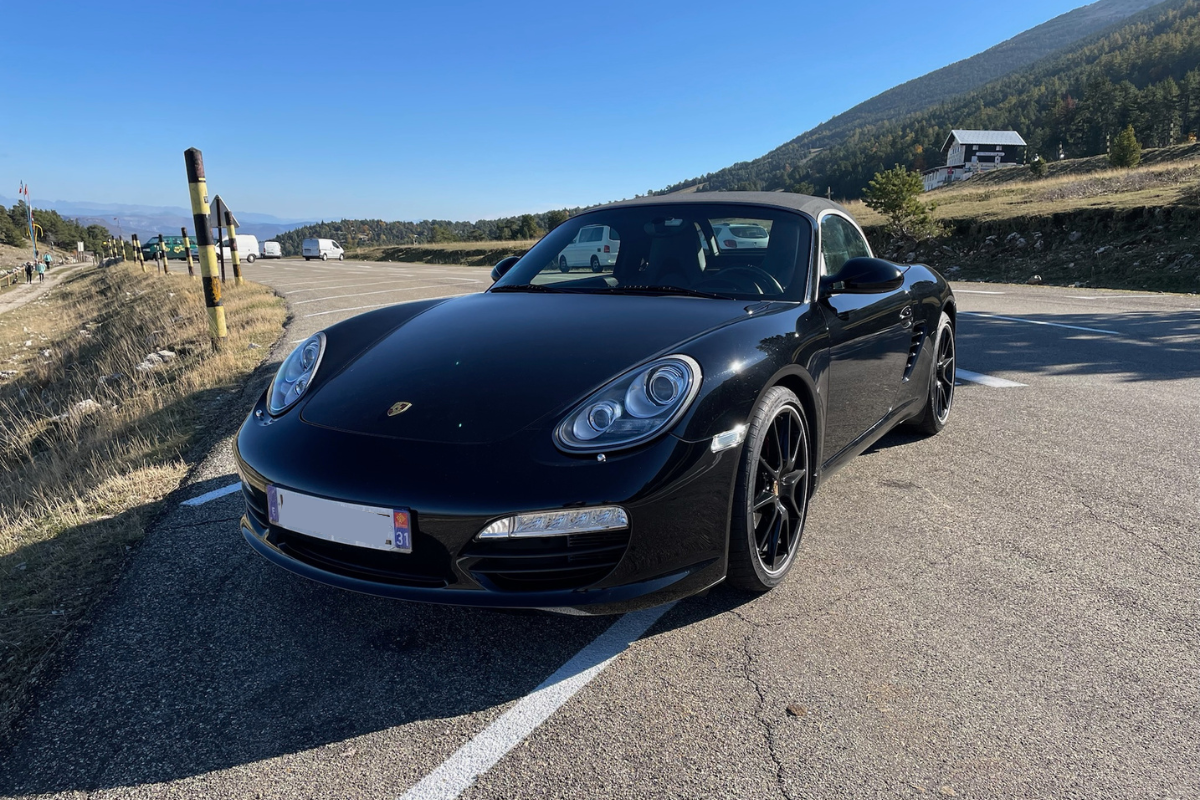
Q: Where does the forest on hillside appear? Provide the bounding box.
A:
[659,0,1200,200]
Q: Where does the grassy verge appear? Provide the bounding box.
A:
[0,262,286,735]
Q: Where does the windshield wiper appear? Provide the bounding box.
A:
[490,283,589,294]
[598,285,731,300]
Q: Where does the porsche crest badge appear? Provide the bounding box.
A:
[387,402,413,417]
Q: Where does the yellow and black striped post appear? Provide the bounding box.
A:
[159,234,171,275]
[182,227,196,278]
[184,148,227,347]
[132,234,146,272]
[225,209,244,285]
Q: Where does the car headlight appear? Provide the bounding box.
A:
[555,355,701,453]
[267,332,326,415]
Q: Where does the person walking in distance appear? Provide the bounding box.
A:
[36,259,46,283]
[24,261,33,284]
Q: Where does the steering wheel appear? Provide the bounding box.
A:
[695,266,784,295]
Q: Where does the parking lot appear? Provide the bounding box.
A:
[0,260,1196,799]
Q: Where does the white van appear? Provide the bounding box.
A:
[219,233,261,263]
[303,238,345,261]
[261,241,283,259]
[557,225,620,272]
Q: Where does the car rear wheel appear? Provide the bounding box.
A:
[245,254,256,264]
[727,386,811,591]
[910,311,955,435]
[559,256,569,273]
[590,256,601,272]
[321,253,328,261]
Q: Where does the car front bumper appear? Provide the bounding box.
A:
[234,397,739,615]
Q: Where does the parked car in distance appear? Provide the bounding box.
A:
[713,221,770,249]
[261,241,283,259]
[141,235,195,261]
[558,224,619,272]
[220,234,261,263]
[303,238,345,261]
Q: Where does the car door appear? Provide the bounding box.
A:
[817,213,912,460]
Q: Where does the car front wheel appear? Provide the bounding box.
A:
[910,311,954,435]
[727,386,811,591]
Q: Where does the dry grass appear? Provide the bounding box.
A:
[0,262,285,733]
[845,155,1200,229]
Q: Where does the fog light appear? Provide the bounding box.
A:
[477,506,630,539]
[710,424,747,452]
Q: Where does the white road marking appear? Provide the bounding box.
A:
[180,482,241,506]
[956,369,1027,388]
[960,311,1121,336]
[954,290,1006,294]
[284,278,417,294]
[399,602,676,800]
[1065,294,1163,300]
[291,282,482,305]
[303,288,477,317]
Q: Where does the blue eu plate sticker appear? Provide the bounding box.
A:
[392,509,412,551]
[267,485,279,524]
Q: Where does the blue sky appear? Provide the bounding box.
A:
[1,0,1087,222]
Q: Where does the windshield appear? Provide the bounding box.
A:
[494,203,812,301]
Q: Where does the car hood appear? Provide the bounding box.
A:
[300,292,747,444]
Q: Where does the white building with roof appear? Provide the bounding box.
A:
[923,130,1027,191]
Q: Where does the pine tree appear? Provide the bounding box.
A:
[1109,124,1142,168]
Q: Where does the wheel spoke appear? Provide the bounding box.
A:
[758,456,777,480]
[752,490,775,511]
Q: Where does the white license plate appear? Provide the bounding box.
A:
[267,486,411,553]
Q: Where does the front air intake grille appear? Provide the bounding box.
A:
[904,323,926,380]
[458,529,631,592]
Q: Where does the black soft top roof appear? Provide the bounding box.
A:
[594,191,852,222]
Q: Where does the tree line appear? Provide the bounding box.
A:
[273,209,576,255]
[656,0,1200,200]
[0,201,111,255]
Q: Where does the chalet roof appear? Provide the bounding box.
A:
[941,130,1027,151]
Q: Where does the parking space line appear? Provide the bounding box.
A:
[304,289,477,317]
[180,482,241,507]
[954,290,1006,294]
[285,278,418,294]
[960,311,1121,336]
[291,282,480,305]
[957,369,1026,388]
[399,602,676,800]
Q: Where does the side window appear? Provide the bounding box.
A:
[607,227,619,241]
[332,241,341,249]
[820,216,869,276]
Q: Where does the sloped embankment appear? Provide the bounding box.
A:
[867,204,1200,292]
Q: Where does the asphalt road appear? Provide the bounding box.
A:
[1,260,1196,799]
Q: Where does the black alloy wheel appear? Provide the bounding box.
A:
[559,256,570,273]
[728,386,811,591]
[591,255,601,272]
[912,310,954,435]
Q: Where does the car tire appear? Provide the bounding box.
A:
[727,386,811,592]
[246,254,256,264]
[321,253,328,261]
[339,254,344,261]
[559,256,569,273]
[909,311,955,435]
[304,257,311,261]
[591,256,601,272]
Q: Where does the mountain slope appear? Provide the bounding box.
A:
[661,0,1168,195]
[663,0,1200,200]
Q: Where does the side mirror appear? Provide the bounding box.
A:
[821,257,905,296]
[491,256,520,283]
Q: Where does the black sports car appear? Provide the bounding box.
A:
[235,193,955,614]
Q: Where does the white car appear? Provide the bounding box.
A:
[219,233,261,263]
[557,225,620,272]
[713,222,769,250]
[303,238,345,261]
[261,241,283,259]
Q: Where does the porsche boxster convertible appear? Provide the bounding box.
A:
[235,192,955,614]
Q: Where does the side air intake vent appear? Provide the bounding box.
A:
[904,323,926,380]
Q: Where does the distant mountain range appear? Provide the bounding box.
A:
[0,196,315,243]
[658,0,1170,197]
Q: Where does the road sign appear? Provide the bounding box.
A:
[77,241,84,253]
[207,195,239,230]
